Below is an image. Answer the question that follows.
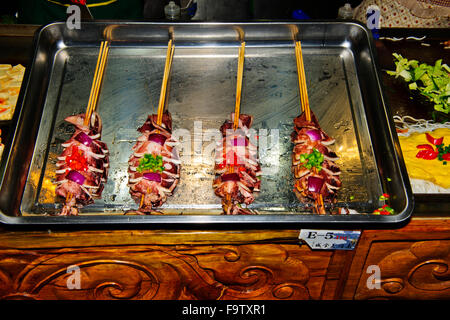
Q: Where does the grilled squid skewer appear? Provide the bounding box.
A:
[55,112,109,215]
[127,111,180,214]
[213,113,261,215]
[291,111,341,213]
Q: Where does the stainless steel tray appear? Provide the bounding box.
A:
[0,21,413,225]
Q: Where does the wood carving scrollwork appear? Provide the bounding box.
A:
[355,240,450,300]
[0,268,12,297]
[0,250,41,299]
[0,247,213,300]
[408,259,450,291]
[0,244,324,300]
[177,244,313,300]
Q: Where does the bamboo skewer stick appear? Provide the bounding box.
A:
[233,41,245,131]
[85,41,105,126]
[225,42,246,203]
[84,41,110,126]
[157,39,175,126]
[295,41,325,214]
[312,167,325,214]
[230,42,245,175]
[66,191,73,203]
[90,44,109,119]
[295,41,310,121]
[295,42,305,114]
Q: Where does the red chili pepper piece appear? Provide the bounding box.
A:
[426,133,444,146]
[66,146,88,172]
[443,153,450,161]
[416,149,438,160]
[416,144,434,150]
[216,163,226,169]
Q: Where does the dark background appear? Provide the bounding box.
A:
[0,0,365,23]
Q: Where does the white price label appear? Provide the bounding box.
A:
[299,229,361,250]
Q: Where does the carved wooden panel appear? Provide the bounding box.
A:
[0,244,334,300]
[354,240,450,300]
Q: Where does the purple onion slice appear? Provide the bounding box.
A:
[306,129,322,142]
[221,173,240,182]
[148,133,167,146]
[307,176,324,193]
[75,132,93,147]
[66,170,86,185]
[143,172,162,183]
[232,137,248,147]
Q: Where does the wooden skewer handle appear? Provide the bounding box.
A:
[233,42,245,131]
[90,45,109,116]
[157,40,174,126]
[295,41,311,122]
[85,41,109,126]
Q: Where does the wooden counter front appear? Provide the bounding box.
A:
[1,217,449,300]
[0,228,355,300]
[342,218,450,300]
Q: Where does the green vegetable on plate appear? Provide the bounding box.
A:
[386,53,450,114]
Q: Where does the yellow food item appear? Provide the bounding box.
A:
[398,128,450,189]
[0,64,25,121]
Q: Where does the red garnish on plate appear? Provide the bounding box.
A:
[416,148,438,160]
[415,133,450,163]
[416,144,434,150]
[426,132,444,146]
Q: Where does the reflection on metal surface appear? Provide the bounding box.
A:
[23,45,378,216]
